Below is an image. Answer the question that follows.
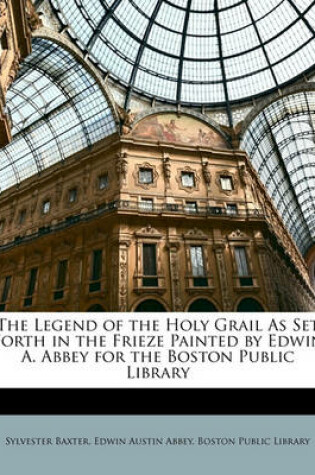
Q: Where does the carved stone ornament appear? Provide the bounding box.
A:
[183,228,208,241]
[6,54,21,92]
[117,105,135,135]
[239,164,252,188]
[163,155,171,188]
[0,0,7,37]
[202,160,212,186]
[227,229,250,241]
[26,0,43,32]
[116,152,128,183]
[135,224,162,238]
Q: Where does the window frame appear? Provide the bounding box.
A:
[183,230,214,291]
[24,267,38,307]
[89,249,103,293]
[98,173,109,191]
[42,200,51,215]
[181,171,195,188]
[68,188,78,203]
[139,168,153,185]
[190,245,208,287]
[134,226,165,293]
[220,175,233,191]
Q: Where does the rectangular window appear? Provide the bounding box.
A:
[99,174,109,190]
[140,198,153,211]
[69,188,77,203]
[54,260,68,300]
[227,204,238,215]
[139,168,153,184]
[24,268,38,307]
[42,201,50,214]
[1,276,11,303]
[90,250,102,292]
[143,244,158,287]
[190,246,208,287]
[234,247,253,286]
[185,201,198,214]
[19,209,26,224]
[181,172,195,187]
[220,176,233,191]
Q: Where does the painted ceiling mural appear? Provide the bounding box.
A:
[131,114,229,149]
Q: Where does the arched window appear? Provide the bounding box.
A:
[188,299,217,312]
[135,300,166,312]
[237,298,264,312]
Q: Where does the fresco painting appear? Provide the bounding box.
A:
[131,114,228,148]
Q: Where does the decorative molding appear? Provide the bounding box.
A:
[115,152,128,186]
[184,228,208,241]
[168,243,182,311]
[118,243,129,312]
[163,155,171,189]
[227,229,250,241]
[213,244,232,311]
[202,159,212,187]
[135,224,162,239]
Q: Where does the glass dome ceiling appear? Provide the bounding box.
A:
[0,38,117,193]
[242,91,315,256]
[50,0,315,110]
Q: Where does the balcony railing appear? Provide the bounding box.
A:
[0,201,264,253]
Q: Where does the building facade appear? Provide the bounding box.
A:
[0,112,314,312]
[1,2,315,312]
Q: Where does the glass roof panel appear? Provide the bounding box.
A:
[0,38,117,193]
[50,0,315,107]
[242,91,315,256]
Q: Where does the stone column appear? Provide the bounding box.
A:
[167,241,182,311]
[110,238,130,312]
[256,243,278,311]
[213,243,232,311]
[11,256,25,311]
[69,250,84,311]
